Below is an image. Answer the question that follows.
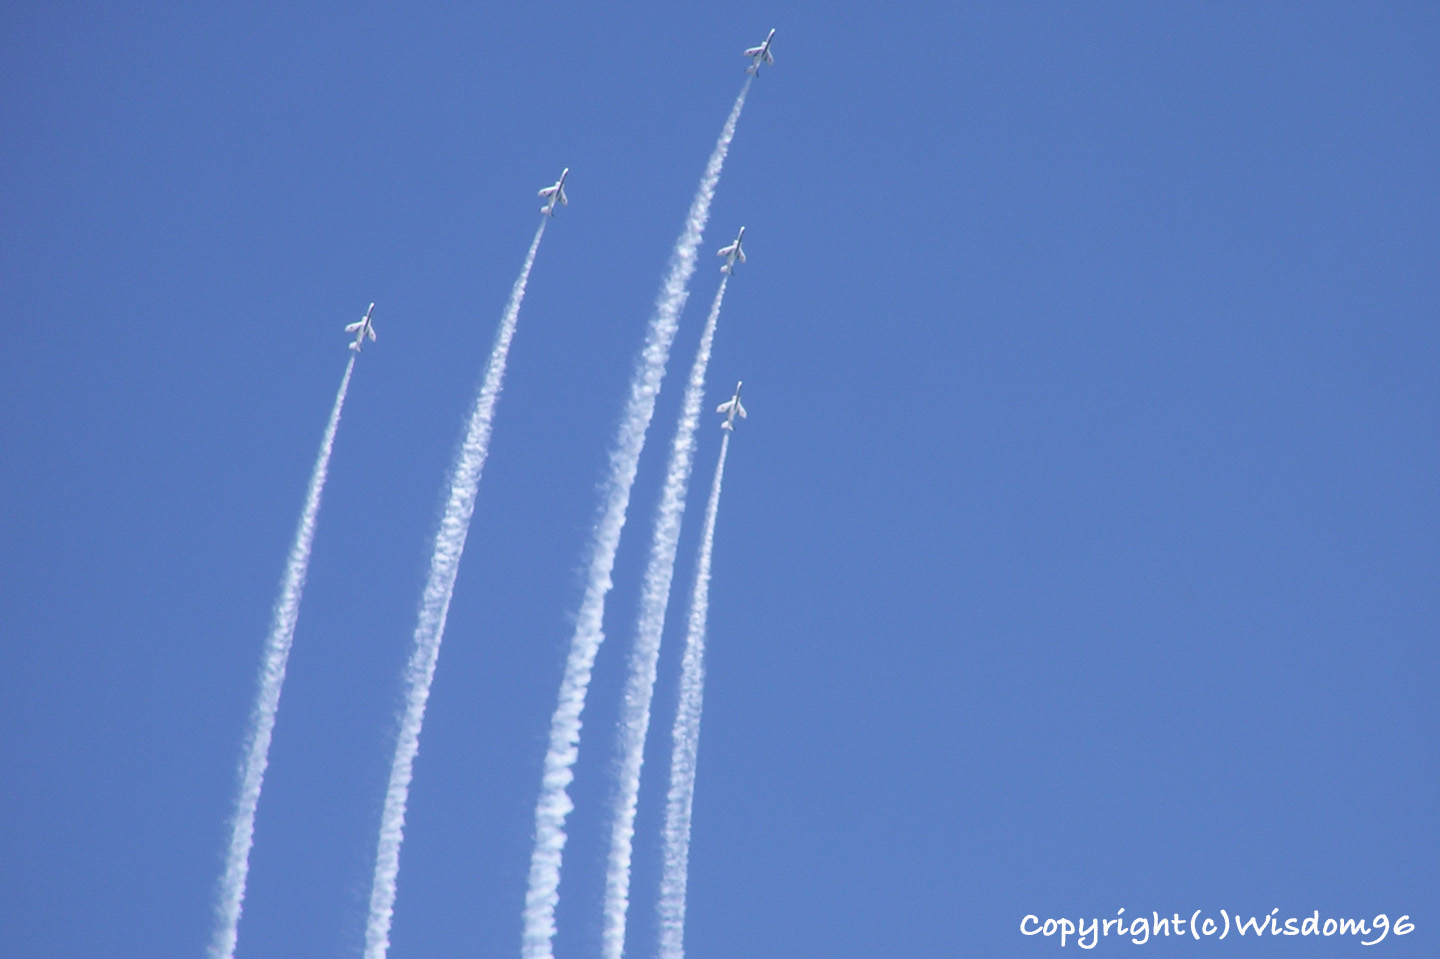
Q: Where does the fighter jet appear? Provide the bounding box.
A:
[716,381,747,430]
[346,302,377,352]
[718,227,747,274]
[744,29,776,75]
[539,168,569,216]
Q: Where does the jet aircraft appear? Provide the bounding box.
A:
[346,303,377,352]
[717,381,747,430]
[539,168,569,216]
[718,227,747,274]
[745,29,776,75]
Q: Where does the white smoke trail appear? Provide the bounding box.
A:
[522,77,751,959]
[364,218,548,959]
[210,353,357,959]
[656,430,730,959]
[601,275,729,959]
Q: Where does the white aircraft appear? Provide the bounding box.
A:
[718,226,747,274]
[744,29,776,75]
[346,302,377,352]
[716,381,747,430]
[539,167,569,216]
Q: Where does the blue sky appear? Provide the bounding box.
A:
[1,3,1436,957]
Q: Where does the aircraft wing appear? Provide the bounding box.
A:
[345,320,365,332]
[540,175,568,214]
[716,399,735,413]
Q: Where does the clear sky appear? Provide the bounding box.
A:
[1,3,1436,957]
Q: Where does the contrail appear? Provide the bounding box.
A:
[364,218,548,959]
[522,77,751,959]
[601,275,730,959]
[656,430,731,959]
[210,353,357,959]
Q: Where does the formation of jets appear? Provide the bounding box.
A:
[717,381,747,430]
[539,168,569,216]
[346,303,377,352]
[745,29,776,75]
[343,30,778,409]
[718,226,746,274]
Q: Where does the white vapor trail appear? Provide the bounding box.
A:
[601,276,730,959]
[210,353,357,959]
[656,430,731,959]
[364,218,548,959]
[522,77,751,959]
